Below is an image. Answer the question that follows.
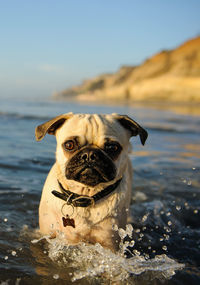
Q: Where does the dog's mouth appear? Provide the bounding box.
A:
[66,163,115,187]
[65,148,116,187]
[80,164,110,185]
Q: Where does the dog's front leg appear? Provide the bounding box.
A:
[88,217,120,252]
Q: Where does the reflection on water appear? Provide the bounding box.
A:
[68,98,200,116]
[133,102,200,116]
[0,97,200,284]
[180,144,200,159]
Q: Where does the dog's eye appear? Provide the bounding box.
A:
[64,140,75,151]
[104,142,120,153]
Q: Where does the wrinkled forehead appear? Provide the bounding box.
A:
[56,114,129,145]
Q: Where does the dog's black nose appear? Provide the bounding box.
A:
[80,149,99,162]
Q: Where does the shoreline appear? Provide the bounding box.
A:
[52,95,200,116]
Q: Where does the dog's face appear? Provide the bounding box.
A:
[35,113,148,188]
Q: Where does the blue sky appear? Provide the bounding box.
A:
[0,0,200,98]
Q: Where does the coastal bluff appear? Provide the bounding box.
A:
[54,37,200,103]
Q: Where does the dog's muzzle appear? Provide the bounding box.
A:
[65,147,116,187]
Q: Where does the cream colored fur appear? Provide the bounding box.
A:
[38,114,134,250]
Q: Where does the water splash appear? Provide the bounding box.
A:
[32,225,184,283]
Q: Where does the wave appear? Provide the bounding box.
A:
[0,110,199,135]
[146,125,199,134]
[0,111,51,121]
[0,162,49,173]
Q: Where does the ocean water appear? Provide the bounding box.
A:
[0,97,200,284]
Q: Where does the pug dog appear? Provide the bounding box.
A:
[35,113,148,251]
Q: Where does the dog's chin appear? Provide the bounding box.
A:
[66,166,115,187]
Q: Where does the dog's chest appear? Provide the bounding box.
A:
[56,184,127,231]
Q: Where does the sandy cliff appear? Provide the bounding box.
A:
[54,37,200,103]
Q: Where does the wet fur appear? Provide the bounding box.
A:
[35,113,147,251]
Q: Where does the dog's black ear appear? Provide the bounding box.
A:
[115,114,148,145]
[35,113,72,141]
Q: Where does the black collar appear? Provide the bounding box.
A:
[51,178,122,208]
